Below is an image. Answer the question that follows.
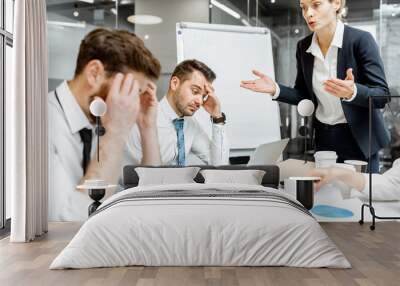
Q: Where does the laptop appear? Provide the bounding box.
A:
[247,138,290,166]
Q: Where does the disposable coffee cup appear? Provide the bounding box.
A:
[314,151,337,168]
[344,160,368,173]
[289,177,320,210]
[334,163,356,170]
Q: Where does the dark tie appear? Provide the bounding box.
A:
[173,118,186,166]
[79,128,92,174]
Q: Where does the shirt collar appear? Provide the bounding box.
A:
[331,20,344,49]
[160,96,182,123]
[55,80,92,134]
[306,20,344,56]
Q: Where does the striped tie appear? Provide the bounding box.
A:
[173,118,186,166]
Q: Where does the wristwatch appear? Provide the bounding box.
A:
[211,112,226,124]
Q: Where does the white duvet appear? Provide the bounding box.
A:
[50,183,351,269]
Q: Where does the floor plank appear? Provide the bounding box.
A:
[0,222,399,286]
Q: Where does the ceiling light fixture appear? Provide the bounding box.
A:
[47,20,86,29]
[127,14,163,25]
[73,4,79,17]
[79,0,94,3]
[210,0,240,19]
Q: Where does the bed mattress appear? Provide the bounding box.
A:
[50,183,351,269]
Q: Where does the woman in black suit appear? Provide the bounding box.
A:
[241,0,390,172]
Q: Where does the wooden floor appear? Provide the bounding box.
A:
[0,222,399,286]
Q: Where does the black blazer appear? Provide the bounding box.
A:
[277,25,390,157]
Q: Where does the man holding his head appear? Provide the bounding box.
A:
[125,59,229,166]
[48,28,162,221]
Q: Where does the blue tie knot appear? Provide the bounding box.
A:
[173,118,184,130]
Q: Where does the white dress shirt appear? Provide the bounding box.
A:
[274,21,356,125]
[125,96,229,166]
[360,159,400,201]
[48,81,95,221]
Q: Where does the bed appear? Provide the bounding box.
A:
[50,165,350,269]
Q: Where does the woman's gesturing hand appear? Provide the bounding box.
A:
[240,70,277,95]
[324,68,356,100]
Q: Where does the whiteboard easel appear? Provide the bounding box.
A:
[176,22,281,156]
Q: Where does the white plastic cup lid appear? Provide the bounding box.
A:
[334,163,356,171]
[344,160,368,166]
[314,151,338,159]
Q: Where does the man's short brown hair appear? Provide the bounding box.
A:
[74,28,161,80]
[171,59,216,83]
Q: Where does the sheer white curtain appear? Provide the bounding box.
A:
[9,0,48,242]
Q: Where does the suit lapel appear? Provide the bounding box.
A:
[337,48,345,80]
[300,36,315,103]
[337,26,347,80]
[303,52,314,94]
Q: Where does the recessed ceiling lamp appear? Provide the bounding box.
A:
[127,15,163,25]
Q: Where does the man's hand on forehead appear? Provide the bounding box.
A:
[204,82,214,97]
[140,81,156,94]
[205,82,214,92]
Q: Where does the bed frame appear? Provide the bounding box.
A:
[122,165,280,189]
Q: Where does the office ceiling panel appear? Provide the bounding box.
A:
[229,0,385,22]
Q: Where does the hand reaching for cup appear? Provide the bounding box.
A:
[240,70,277,95]
[307,167,365,192]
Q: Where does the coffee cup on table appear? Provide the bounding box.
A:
[344,160,368,173]
[314,151,337,168]
[288,177,320,210]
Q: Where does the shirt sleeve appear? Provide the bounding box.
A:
[190,121,229,166]
[124,125,142,166]
[210,123,230,165]
[342,84,358,102]
[359,159,400,201]
[48,141,92,221]
[271,82,281,100]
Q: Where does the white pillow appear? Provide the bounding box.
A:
[200,169,266,185]
[135,167,201,186]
